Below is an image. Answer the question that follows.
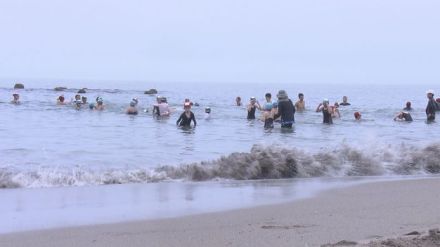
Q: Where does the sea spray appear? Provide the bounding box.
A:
[1,143,440,189]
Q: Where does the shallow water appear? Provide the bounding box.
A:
[0,81,439,188]
[0,176,420,233]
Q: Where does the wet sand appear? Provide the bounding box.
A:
[1,178,439,247]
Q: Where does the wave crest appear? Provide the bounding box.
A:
[1,143,440,188]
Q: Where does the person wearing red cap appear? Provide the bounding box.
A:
[177,103,197,127]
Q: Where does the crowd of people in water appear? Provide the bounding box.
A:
[6,89,440,129]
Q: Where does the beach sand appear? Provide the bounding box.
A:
[1,178,439,247]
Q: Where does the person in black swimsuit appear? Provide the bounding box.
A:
[316,99,333,124]
[177,103,197,127]
[247,97,261,120]
[426,90,436,122]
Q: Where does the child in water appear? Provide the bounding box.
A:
[262,103,274,129]
[176,103,197,127]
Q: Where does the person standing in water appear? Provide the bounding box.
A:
[236,96,242,106]
[403,101,413,111]
[426,90,436,122]
[273,90,295,128]
[295,93,305,112]
[204,107,211,120]
[94,97,105,111]
[339,96,351,106]
[11,93,20,104]
[177,103,197,127]
[331,102,341,118]
[316,99,333,124]
[126,100,139,115]
[262,103,274,129]
[57,95,67,105]
[247,97,261,120]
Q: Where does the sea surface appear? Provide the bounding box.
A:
[1,80,440,188]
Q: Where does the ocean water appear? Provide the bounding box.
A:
[1,81,440,188]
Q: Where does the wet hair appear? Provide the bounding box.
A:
[265,93,271,98]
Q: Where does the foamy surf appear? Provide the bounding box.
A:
[1,143,439,189]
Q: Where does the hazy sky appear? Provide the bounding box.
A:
[1,0,439,84]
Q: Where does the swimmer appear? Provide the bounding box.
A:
[184,98,194,107]
[94,97,105,111]
[11,93,20,104]
[403,101,413,111]
[394,111,413,122]
[57,95,66,105]
[262,103,274,129]
[331,102,341,118]
[272,102,280,122]
[154,97,170,117]
[132,98,139,106]
[316,99,333,124]
[176,103,197,127]
[426,90,436,121]
[204,107,211,120]
[265,93,272,104]
[73,94,81,102]
[126,100,138,115]
[247,97,261,120]
[73,100,82,110]
[354,112,361,120]
[295,93,305,112]
[81,96,88,105]
[339,96,351,106]
[236,96,242,106]
[273,90,295,128]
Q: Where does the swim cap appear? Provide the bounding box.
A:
[426,89,435,95]
[89,103,95,109]
[354,112,361,119]
[205,107,211,113]
[161,97,167,103]
[323,98,329,104]
[130,101,136,107]
[132,98,138,104]
[250,97,256,101]
[97,97,103,103]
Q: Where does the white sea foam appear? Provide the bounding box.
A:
[1,143,439,189]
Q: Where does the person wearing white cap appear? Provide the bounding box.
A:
[426,89,436,122]
[316,99,333,124]
[247,97,261,120]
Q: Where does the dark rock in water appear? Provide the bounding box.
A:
[54,87,67,91]
[144,89,158,94]
[14,83,24,89]
[77,88,87,94]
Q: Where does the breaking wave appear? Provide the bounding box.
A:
[1,143,440,189]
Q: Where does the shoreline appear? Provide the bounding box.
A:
[1,177,440,247]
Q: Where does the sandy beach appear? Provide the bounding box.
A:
[1,178,439,247]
